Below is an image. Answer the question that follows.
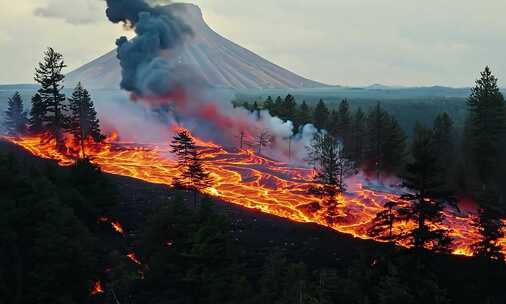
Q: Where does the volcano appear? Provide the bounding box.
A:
[66,3,327,90]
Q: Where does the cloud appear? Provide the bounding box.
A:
[34,0,103,25]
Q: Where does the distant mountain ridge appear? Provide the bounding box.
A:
[66,3,327,90]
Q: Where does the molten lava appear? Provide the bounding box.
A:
[91,280,104,295]
[127,252,142,265]
[111,221,125,236]
[3,132,505,257]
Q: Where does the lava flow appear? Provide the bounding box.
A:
[3,132,505,257]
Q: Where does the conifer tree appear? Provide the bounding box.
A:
[34,47,68,148]
[313,99,329,131]
[68,83,104,158]
[382,116,407,174]
[263,96,274,112]
[433,112,455,185]
[399,123,453,253]
[466,66,506,188]
[170,130,214,206]
[335,99,352,155]
[254,130,272,154]
[351,107,366,166]
[365,103,390,179]
[295,100,312,131]
[280,94,297,122]
[471,190,505,261]
[3,92,27,135]
[328,109,339,137]
[28,93,46,134]
[367,201,403,242]
[272,96,283,117]
[307,133,354,223]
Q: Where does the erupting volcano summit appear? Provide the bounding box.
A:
[66,3,327,90]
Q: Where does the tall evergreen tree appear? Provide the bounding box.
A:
[295,100,312,131]
[382,117,407,174]
[313,99,329,131]
[3,92,27,135]
[351,107,366,166]
[335,99,352,155]
[34,47,68,147]
[364,103,390,179]
[471,190,505,261]
[433,112,455,186]
[170,131,213,206]
[68,83,104,158]
[28,93,46,134]
[328,109,339,137]
[466,66,506,188]
[263,96,274,112]
[280,94,297,122]
[272,96,284,118]
[367,201,403,242]
[307,133,354,223]
[399,124,453,253]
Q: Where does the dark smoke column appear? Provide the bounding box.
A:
[105,0,192,97]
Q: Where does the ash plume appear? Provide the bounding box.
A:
[105,0,192,96]
[104,1,317,162]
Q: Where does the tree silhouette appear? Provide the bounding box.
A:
[399,124,454,253]
[69,83,104,158]
[34,47,68,148]
[367,201,404,242]
[3,92,27,135]
[28,93,45,134]
[170,130,213,206]
[307,132,355,223]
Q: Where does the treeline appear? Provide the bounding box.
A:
[0,153,118,303]
[238,67,506,262]
[3,47,103,157]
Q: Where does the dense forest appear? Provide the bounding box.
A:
[1,48,506,303]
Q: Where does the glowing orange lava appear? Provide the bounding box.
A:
[91,280,104,295]
[111,221,125,235]
[127,252,142,265]
[3,133,505,258]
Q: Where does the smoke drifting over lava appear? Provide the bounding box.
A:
[104,0,317,161]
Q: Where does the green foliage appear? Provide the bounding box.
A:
[68,83,104,157]
[400,124,454,252]
[313,99,330,130]
[34,47,69,146]
[28,93,45,134]
[0,154,112,304]
[3,92,27,135]
[466,66,506,187]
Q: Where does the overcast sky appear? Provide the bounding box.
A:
[0,0,505,87]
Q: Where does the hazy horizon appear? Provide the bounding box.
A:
[0,0,505,87]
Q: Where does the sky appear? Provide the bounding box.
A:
[0,0,505,87]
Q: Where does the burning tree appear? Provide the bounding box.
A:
[69,83,104,158]
[307,132,354,222]
[34,47,68,148]
[398,124,454,253]
[171,130,214,206]
[471,190,505,261]
[3,92,27,135]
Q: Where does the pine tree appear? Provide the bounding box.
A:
[335,99,352,155]
[68,83,104,158]
[272,96,284,118]
[433,112,455,186]
[254,130,272,154]
[170,130,214,206]
[28,93,46,134]
[364,103,390,179]
[471,190,505,261]
[382,116,407,174]
[34,48,68,148]
[263,96,274,112]
[307,133,354,223]
[351,107,366,166]
[399,123,454,253]
[466,66,506,188]
[313,99,329,131]
[295,100,312,130]
[367,201,403,242]
[3,92,27,135]
[277,94,297,122]
[328,109,339,137]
